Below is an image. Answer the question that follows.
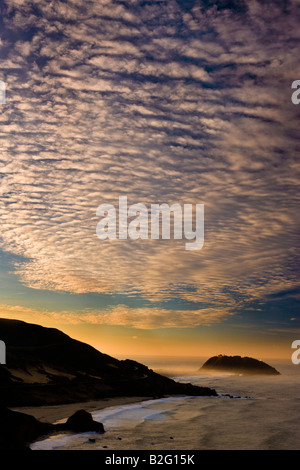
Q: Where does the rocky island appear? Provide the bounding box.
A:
[200,354,280,375]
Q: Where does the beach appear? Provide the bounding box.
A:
[11,396,151,424]
[23,356,300,451]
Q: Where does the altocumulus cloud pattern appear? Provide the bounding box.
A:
[0,0,299,328]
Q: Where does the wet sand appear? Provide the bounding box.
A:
[11,396,151,424]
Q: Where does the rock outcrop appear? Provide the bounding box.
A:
[200,355,280,375]
[0,407,52,450]
[0,407,105,450]
[59,409,105,433]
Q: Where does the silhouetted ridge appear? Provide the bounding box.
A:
[200,354,280,375]
[0,318,217,406]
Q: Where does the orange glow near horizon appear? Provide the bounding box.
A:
[0,305,294,362]
[61,323,293,361]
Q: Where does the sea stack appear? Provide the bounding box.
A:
[200,355,280,375]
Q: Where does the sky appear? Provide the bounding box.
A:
[0,0,299,361]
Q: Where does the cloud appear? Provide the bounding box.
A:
[0,0,299,327]
[0,303,232,329]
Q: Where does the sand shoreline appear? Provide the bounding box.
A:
[11,396,152,424]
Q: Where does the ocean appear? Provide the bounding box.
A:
[30,356,300,450]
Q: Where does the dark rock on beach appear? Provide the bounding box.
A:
[200,354,280,375]
[60,409,105,433]
[0,407,105,450]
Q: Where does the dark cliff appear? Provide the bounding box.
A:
[0,318,217,406]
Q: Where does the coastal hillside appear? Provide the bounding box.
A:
[0,318,216,406]
[200,354,280,375]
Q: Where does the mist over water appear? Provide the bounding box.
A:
[31,356,300,450]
